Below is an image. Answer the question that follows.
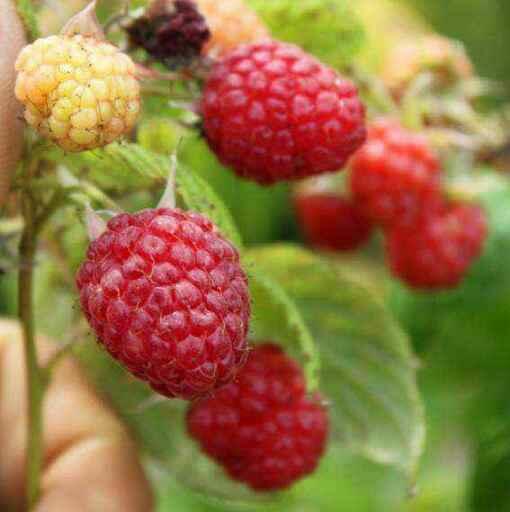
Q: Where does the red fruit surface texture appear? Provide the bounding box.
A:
[76,208,251,400]
[350,118,442,227]
[387,203,488,290]
[201,40,366,185]
[187,343,329,491]
[295,192,373,251]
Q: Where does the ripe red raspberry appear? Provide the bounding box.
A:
[76,208,251,400]
[386,203,487,290]
[350,118,443,228]
[187,343,329,491]
[294,192,373,251]
[201,41,366,185]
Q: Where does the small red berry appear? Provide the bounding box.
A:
[187,343,329,491]
[76,208,251,400]
[294,192,373,251]
[201,40,366,185]
[386,203,488,290]
[350,118,443,228]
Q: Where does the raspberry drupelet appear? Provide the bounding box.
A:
[201,40,366,185]
[187,343,329,491]
[76,208,251,400]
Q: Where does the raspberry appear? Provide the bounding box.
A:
[195,0,269,57]
[126,0,210,70]
[294,192,373,251]
[15,34,140,152]
[201,40,366,185]
[187,343,329,491]
[386,203,487,290]
[383,35,473,94]
[76,208,251,400]
[350,118,443,228]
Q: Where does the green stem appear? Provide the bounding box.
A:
[18,164,45,511]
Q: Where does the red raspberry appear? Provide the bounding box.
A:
[294,192,373,251]
[350,118,443,228]
[76,208,251,400]
[187,343,329,491]
[386,203,487,290]
[201,41,366,185]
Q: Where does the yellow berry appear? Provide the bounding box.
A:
[15,34,141,152]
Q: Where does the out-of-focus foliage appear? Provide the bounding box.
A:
[247,0,365,68]
[471,424,510,511]
[402,0,510,81]
[354,0,428,73]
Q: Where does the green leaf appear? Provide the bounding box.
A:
[15,0,40,41]
[45,143,242,247]
[248,0,365,68]
[470,424,510,511]
[247,244,425,476]
[248,268,320,390]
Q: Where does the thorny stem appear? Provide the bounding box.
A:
[18,157,46,511]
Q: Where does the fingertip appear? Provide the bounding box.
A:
[0,0,26,205]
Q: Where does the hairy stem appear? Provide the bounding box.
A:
[18,161,45,511]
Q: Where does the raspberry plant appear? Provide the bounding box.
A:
[2,0,509,511]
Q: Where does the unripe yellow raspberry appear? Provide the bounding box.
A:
[195,0,269,57]
[15,34,141,152]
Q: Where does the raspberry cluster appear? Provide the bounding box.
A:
[76,208,250,400]
[127,0,210,70]
[187,343,329,491]
[202,40,366,185]
[15,34,140,152]
[294,191,373,252]
[348,118,488,290]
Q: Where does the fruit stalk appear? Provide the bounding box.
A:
[18,157,45,510]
